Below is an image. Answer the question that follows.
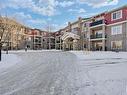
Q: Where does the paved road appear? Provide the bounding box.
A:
[0,51,80,95]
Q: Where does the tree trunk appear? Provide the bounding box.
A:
[6,45,8,54]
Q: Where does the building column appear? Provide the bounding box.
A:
[88,37,91,51]
[73,39,78,50]
[33,35,34,50]
[48,37,51,49]
[55,37,56,50]
[62,41,66,51]
[41,36,43,49]
[88,27,91,51]
[102,25,105,51]
[60,36,62,50]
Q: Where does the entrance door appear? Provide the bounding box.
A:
[69,44,73,50]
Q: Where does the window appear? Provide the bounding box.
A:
[95,30,103,38]
[83,23,89,32]
[86,33,89,39]
[111,41,122,50]
[72,28,78,34]
[112,10,122,20]
[96,30,102,35]
[84,27,88,31]
[84,34,86,38]
[111,25,122,35]
[35,39,38,42]
[84,44,86,48]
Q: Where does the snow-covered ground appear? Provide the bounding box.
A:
[0,54,21,71]
[70,51,127,95]
[0,51,127,95]
[70,51,127,59]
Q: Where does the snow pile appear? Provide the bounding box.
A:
[70,51,127,60]
[0,54,21,71]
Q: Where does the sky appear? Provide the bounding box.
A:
[0,0,127,31]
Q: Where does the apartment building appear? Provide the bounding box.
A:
[105,5,127,51]
[1,5,126,51]
[89,13,107,51]
[55,16,106,51]
[26,29,56,50]
[27,29,42,50]
[55,29,63,50]
[55,17,83,51]
[81,18,91,51]
[42,31,55,49]
[55,5,127,51]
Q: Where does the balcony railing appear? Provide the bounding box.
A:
[90,20,104,27]
[90,34,104,39]
[56,40,60,43]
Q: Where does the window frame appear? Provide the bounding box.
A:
[111,24,122,35]
[111,40,122,50]
[111,10,122,21]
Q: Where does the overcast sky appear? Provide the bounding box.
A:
[0,0,126,31]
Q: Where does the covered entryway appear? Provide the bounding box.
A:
[61,32,80,51]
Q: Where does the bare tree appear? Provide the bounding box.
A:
[15,26,21,50]
[0,15,18,61]
[11,17,26,50]
[0,16,10,60]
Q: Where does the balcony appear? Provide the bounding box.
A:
[56,40,60,43]
[90,20,104,27]
[90,34,103,39]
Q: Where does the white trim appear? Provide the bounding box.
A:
[107,20,127,26]
[61,32,80,41]
[90,38,106,41]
